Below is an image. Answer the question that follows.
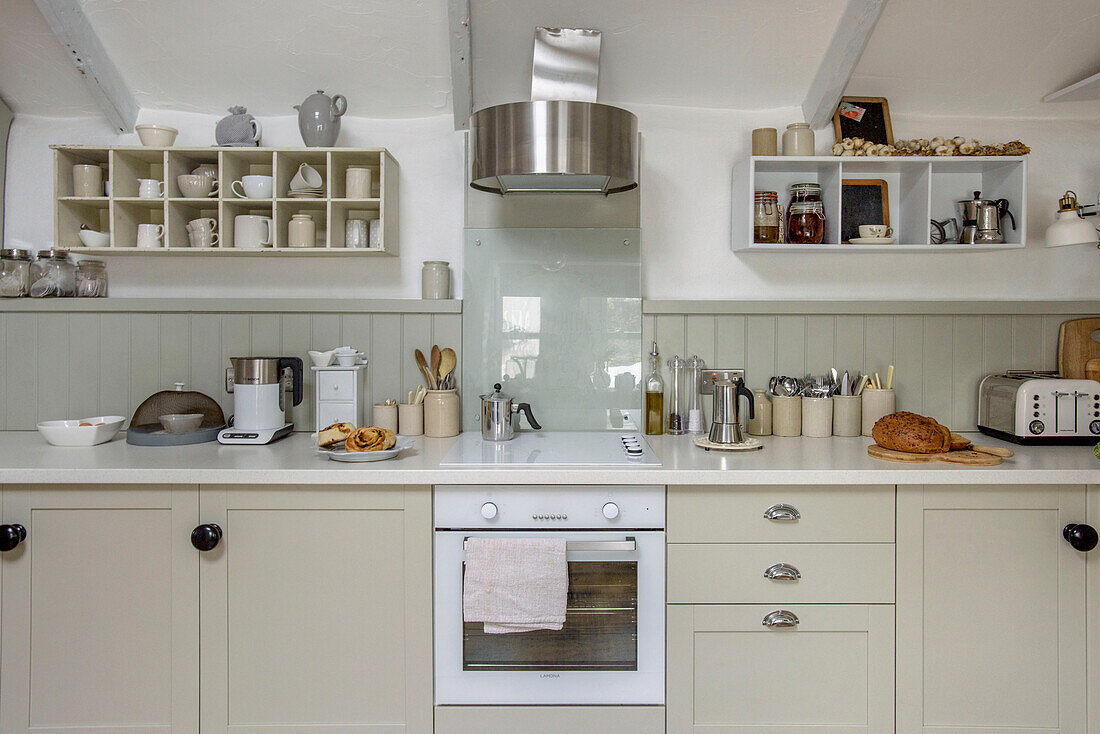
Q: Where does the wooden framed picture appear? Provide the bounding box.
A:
[833,96,893,145]
[841,179,889,243]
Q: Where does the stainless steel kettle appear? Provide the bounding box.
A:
[708,377,755,445]
[478,383,541,441]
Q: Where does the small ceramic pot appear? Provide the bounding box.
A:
[748,389,772,436]
[771,395,802,437]
[372,404,398,433]
[398,403,424,436]
[861,388,896,436]
[801,396,833,437]
[832,395,862,436]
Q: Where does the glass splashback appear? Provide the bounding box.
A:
[462,228,642,431]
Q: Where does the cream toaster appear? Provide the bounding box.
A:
[978,371,1100,444]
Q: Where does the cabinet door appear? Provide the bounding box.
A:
[668,604,895,733]
[199,484,431,734]
[1088,483,1099,734]
[0,485,199,734]
[897,484,1087,734]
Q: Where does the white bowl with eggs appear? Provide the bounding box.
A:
[37,416,125,446]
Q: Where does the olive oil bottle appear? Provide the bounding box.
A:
[644,341,665,435]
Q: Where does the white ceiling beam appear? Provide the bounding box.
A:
[31,0,137,133]
[447,0,473,130]
[1043,70,1100,103]
[802,0,888,130]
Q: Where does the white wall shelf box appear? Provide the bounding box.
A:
[51,146,399,256]
[733,155,1028,253]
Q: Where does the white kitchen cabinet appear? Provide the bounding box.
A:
[198,484,431,734]
[667,604,895,733]
[896,484,1088,734]
[0,484,199,734]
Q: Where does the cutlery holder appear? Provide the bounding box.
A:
[372,404,398,433]
[424,389,460,437]
[771,395,802,437]
[801,396,833,437]
[832,395,862,436]
[398,403,424,436]
[861,388,896,436]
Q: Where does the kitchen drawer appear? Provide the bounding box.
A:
[668,484,895,543]
[667,543,895,604]
[316,370,355,402]
[316,400,357,429]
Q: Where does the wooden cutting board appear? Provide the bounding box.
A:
[867,444,1013,466]
[1058,317,1100,379]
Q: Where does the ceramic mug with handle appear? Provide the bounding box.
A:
[234,215,272,248]
[231,175,273,199]
[136,223,165,248]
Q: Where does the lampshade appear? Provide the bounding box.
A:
[1045,191,1099,247]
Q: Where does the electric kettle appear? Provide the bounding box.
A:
[708,377,755,445]
[217,357,303,445]
[478,383,541,441]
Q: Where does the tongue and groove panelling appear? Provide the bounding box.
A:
[0,307,461,431]
[642,304,1096,431]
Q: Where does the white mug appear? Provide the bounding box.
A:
[858,224,893,238]
[187,217,217,232]
[72,164,103,197]
[231,175,273,199]
[136,223,165,248]
[234,215,272,248]
[345,167,373,198]
[188,228,218,248]
[289,163,323,191]
[137,178,164,199]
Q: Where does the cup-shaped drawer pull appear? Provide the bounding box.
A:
[763,503,801,522]
[762,609,800,628]
[763,562,801,581]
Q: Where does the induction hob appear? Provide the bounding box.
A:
[439,431,661,467]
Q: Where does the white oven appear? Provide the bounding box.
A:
[433,485,665,705]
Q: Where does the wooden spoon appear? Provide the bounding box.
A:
[430,345,441,385]
[414,348,436,389]
[438,347,457,385]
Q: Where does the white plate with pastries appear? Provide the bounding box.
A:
[313,423,414,462]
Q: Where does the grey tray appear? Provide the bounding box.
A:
[126,423,225,446]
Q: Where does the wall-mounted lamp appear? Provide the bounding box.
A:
[1045,190,1099,248]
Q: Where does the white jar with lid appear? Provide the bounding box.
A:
[421,260,451,299]
[287,213,316,248]
[782,122,815,156]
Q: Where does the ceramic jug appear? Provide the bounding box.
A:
[215,106,262,147]
[295,90,348,147]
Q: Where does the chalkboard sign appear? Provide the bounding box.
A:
[833,96,894,145]
[841,179,890,243]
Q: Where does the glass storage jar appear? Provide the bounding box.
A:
[0,248,32,297]
[787,201,826,244]
[789,182,822,203]
[30,249,76,297]
[76,259,108,297]
[753,192,780,243]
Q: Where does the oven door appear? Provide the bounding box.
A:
[434,529,664,705]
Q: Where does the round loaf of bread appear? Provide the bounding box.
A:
[872,411,951,454]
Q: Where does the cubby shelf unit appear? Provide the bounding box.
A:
[52,146,398,256]
[733,155,1028,253]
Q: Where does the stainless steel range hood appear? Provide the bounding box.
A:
[469,28,638,196]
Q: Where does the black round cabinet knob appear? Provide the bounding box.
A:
[0,524,27,552]
[190,523,223,551]
[1063,523,1098,552]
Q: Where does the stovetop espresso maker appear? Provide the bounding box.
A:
[957,190,1016,244]
[708,377,755,445]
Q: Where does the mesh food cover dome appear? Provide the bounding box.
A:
[127,382,226,445]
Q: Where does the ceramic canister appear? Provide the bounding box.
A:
[287,213,316,248]
[832,395,862,436]
[424,389,460,437]
[801,396,833,437]
[861,388,896,436]
[398,403,424,436]
[748,389,772,436]
[771,395,802,437]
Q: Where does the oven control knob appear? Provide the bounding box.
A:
[480,502,498,520]
[602,502,620,520]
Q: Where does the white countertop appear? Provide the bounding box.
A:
[0,431,1096,485]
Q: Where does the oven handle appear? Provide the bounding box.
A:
[463,537,636,552]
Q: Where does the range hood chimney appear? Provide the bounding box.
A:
[469,28,639,196]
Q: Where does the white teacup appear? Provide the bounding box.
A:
[177,174,218,198]
[234,215,272,248]
[187,228,218,248]
[858,224,893,239]
[231,175,273,199]
[289,163,323,192]
[136,223,165,248]
[137,178,164,199]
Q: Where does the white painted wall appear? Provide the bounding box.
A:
[3,106,1098,299]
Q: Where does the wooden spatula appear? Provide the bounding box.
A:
[414,348,436,389]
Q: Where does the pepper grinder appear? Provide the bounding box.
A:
[666,355,687,435]
[686,355,707,434]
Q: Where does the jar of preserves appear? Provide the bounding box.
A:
[76,259,108,297]
[787,201,826,244]
[29,249,77,297]
[789,182,822,203]
[0,248,32,297]
[753,191,780,243]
